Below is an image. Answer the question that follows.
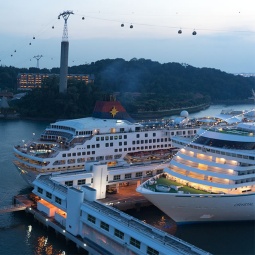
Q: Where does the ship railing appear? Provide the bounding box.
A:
[173,159,238,176]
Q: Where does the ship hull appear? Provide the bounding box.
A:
[137,187,255,223]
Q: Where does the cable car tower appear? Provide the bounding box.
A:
[58,10,74,93]
[58,10,74,42]
[33,55,43,68]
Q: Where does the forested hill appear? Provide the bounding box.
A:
[1,58,255,120]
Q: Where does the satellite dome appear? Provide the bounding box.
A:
[180,110,189,117]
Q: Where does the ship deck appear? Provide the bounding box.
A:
[144,176,211,195]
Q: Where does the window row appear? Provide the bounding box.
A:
[87,214,159,255]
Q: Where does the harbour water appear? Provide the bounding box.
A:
[0,105,255,255]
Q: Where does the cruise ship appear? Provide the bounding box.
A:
[137,122,255,223]
[13,99,202,185]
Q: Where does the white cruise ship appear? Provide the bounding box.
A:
[137,122,255,223]
[13,99,202,185]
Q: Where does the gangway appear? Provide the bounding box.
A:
[0,203,27,214]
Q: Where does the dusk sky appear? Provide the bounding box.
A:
[0,0,254,73]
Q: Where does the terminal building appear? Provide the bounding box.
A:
[31,162,210,255]
[17,73,95,90]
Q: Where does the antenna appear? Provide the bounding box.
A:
[58,10,74,42]
[33,55,43,68]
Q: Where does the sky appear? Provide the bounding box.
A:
[0,0,254,73]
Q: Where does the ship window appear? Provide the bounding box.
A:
[113,175,121,180]
[114,229,124,239]
[114,149,118,152]
[100,221,109,231]
[124,148,127,151]
[136,172,142,177]
[87,145,90,149]
[114,136,118,140]
[105,143,109,147]
[124,141,127,145]
[68,153,71,157]
[130,237,141,249]
[110,136,113,140]
[110,143,113,146]
[96,144,100,148]
[120,128,124,133]
[145,133,148,137]
[92,145,95,148]
[153,133,156,137]
[156,169,163,174]
[132,141,135,145]
[82,152,85,155]
[147,246,159,255]
[125,173,131,179]
[124,135,127,139]
[77,152,81,156]
[171,132,175,135]
[96,137,99,141]
[119,148,122,152]
[101,137,104,141]
[92,151,95,154]
[62,154,66,157]
[105,136,109,140]
[136,134,140,138]
[119,142,122,146]
[72,153,76,156]
[119,135,122,139]
[137,141,140,144]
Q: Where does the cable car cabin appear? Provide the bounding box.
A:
[192,31,197,35]
[178,29,182,34]
[121,23,124,27]
[130,24,133,29]
[82,17,85,20]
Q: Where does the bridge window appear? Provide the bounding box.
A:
[130,237,141,249]
[114,229,124,240]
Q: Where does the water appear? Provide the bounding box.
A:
[0,105,254,255]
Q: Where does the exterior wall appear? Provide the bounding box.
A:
[37,200,56,217]
[66,187,84,236]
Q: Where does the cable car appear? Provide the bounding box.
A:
[192,30,197,35]
[29,42,31,45]
[11,55,13,57]
[130,24,133,29]
[52,26,54,29]
[33,36,35,39]
[14,50,16,52]
[178,29,182,34]
[82,17,85,20]
[121,23,124,27]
